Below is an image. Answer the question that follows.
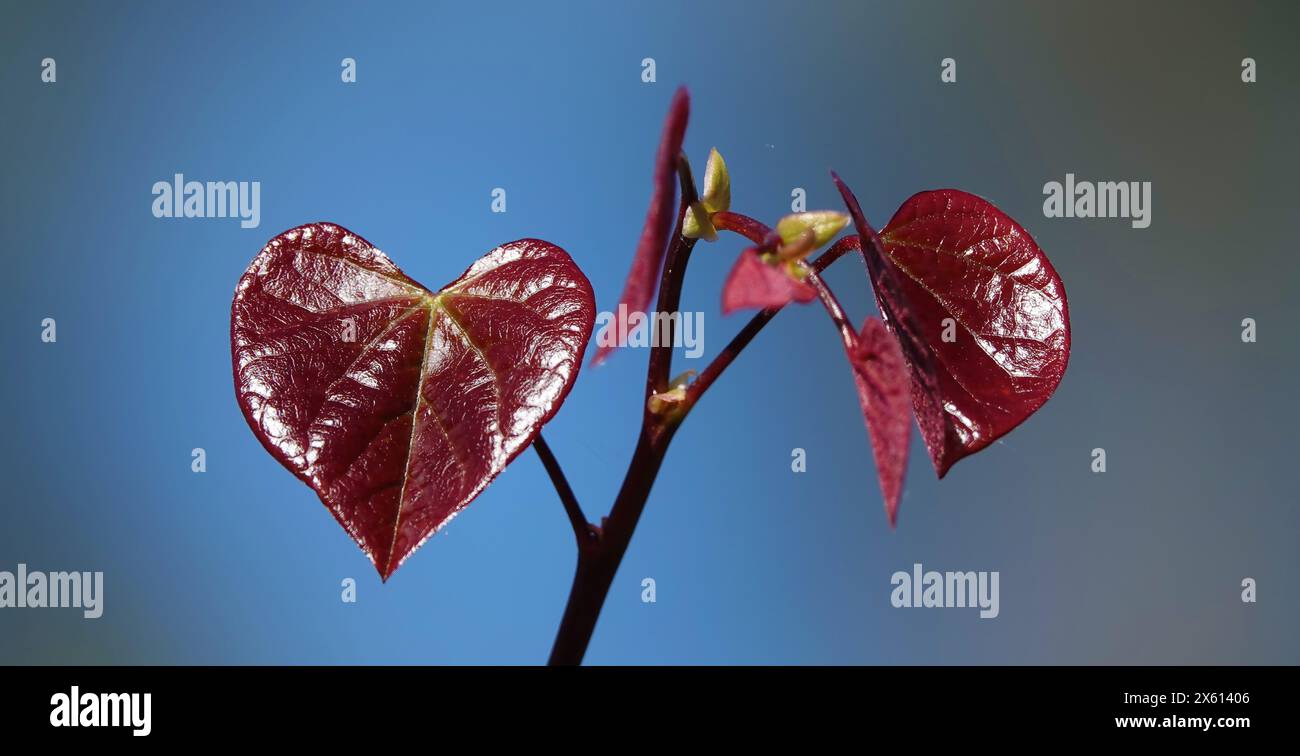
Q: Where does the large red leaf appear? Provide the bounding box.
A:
[592,87,690,365]
[231,223,595,579]
[850,317,912,526]
[834,177,1070,477]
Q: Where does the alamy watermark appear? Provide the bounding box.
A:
[1043,173,1151,229]
[152,173,260,229]
[594,306,704,358]
[50,686,150,736]
[0,564,103,619]
[890,563,999,619]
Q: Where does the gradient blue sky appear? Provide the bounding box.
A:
[2,1,1297,664]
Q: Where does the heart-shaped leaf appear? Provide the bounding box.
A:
[850,317,913,526]
[721,248,817,314]
[834,177,1070,477]
[231,223,595,579]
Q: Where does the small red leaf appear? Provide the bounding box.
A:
[232,223,595,579]
[835,176,1070,477]
[850,317,912,526]
[721,248,817,314]
[592,87,690,365]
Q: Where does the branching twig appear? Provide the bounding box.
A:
[533,434,596,552]
[547,205,867,664]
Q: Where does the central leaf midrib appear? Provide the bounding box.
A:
[386,302,439,573]
[384,295,514,573]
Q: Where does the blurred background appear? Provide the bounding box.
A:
[1,0,1296,664]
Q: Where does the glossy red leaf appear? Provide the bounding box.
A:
[850,317,912,526]
[834,176,1070,477]
[231,223,595,579]
[592,86,690,365]
[721,248,817,314]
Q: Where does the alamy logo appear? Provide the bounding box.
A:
[50,686,151,737]
[0,564,103,618]
[152,173,261,229]
[1043,173,1151,228]
[594,305,704,358]
[890,563,999,619]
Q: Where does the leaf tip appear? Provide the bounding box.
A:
[664,87,691,139]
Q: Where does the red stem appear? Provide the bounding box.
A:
[802,264,857,352]
[547,155,696,666]
[645,154,700,397]
[533,433,598,552]
[712,210,771,245]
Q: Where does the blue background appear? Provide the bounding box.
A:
[2,0,1297,664]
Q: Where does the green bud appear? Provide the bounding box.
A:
[648,370,696,417]
[668,369,697,389]
[648,385,688,415]
[776,210,849,249]
[701,148,731,214]
[683,201,717,241]
[776,228,817,261]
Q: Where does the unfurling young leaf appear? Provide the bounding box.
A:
[700,147,730,214]
[683,148,731,241]
[721,248,817,314]
[592,87,690,365]
[833,175,1070,477]
[232,223,596,579]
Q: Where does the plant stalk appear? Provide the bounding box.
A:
[546,212,863,665]
[546,420,676,665]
